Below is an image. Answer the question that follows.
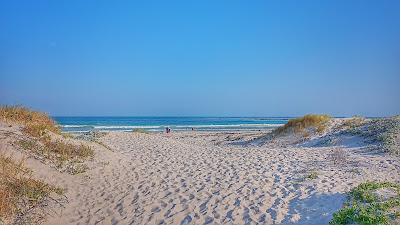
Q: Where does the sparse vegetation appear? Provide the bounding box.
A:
[132,128,148,134]
[74,131,112,151]
[306,171,319,179]
[339,116,400,155]
[341,116,367,130]
[0,153,63,224]
[375,116,400,155]
[16,139,93,173]
[274,114,331,135]
[330,181,400,225]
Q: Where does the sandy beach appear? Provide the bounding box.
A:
[2,1,400,224]
[1,117,399,225]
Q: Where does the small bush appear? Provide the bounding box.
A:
[0,153,63,223]
[275,114,331,135]
[306,171,319,179]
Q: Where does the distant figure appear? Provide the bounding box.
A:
[191,127,194,131]
[165,127,171,134]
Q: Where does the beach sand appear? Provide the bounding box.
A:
[1,126,399,224]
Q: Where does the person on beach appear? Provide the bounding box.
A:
[165,127,171,134]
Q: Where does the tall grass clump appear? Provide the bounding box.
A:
[0,105,60,136]
[0,153,63,224]
[274,114,331,135]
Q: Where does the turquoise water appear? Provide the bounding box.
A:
[54,117,289,132]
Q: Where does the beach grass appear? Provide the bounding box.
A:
[132,128,149,134]
[0,105,94,174]
[16,138,93,173]
[274,114,331,135]
[0,105,60,135]
[0,153,63,223]
[330,181,400,225]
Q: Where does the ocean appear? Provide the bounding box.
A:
[54,117,289,132]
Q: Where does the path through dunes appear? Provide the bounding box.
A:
[46,132,400,225]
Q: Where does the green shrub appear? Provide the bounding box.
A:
[330,181,400,225]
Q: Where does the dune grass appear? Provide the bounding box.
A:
[17,139,93,165]
[274,114,331,135]
[16,138,93,174]
[0,153,63,224]
[1,105,94,174]
[0,105,60,135]
[330,181,400,225]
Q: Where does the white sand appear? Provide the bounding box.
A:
[1,127,399,225]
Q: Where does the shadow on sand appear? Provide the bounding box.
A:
[281,192,345,225]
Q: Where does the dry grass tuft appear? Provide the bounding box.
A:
[45,140,94,160]
[274,114,331,135]
[0,153,63,223]
[17,139,93,173]
[0,105,60,136]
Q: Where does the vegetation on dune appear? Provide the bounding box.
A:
[340,116,367,130]
[17,139,93,168]
[330,181,400,225]
[0,153,63,224]
[0,105,94,174]
[16,132,94,174]
[375,116,400,155]
[274,114,331,135]
[0,105,60,135]
[337,116,400,155]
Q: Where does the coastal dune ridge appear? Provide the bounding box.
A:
[0,106,399,225]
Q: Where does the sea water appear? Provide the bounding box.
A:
[54,117,289,132]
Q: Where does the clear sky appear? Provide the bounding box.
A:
[1,0,399,117]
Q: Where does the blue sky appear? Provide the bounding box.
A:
[1,0,399,116]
